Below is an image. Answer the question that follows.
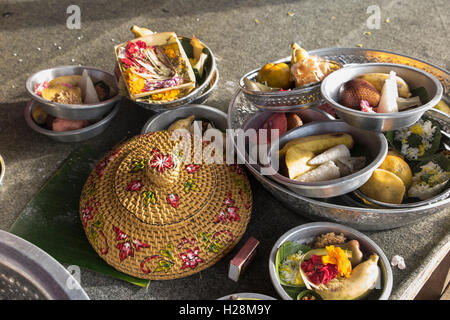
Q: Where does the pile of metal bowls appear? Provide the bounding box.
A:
[25,65,121,142]
[229,48,450,231]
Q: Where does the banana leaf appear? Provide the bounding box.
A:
[275,241,311,286]
[9,145,150,288]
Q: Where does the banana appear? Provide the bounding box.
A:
[130,25,154,38]
[291,43,309,65]
[358,73,412,98]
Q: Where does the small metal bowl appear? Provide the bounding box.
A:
[141,104,227,133]
[269,222,393,300]
[132,36,217,112]
[25,100,120,143]
[239,106,336,174]
[0,154,5,187]
[321,63,443,131]
[218,293,277,300]
[26,65,120,120]
[239,56,341,111]
[268,120,388,198]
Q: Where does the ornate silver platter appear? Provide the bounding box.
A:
[228,48,450,231]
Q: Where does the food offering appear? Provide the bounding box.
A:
[276,232,381,300]
[244,43,341,92]
[240,44,341,109]
[278,132,366,183]
[338,71,426,114]
[115,30,203,104]
[32,70,114,132]
[357,115,449,205]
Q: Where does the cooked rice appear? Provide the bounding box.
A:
[279,252,303,285]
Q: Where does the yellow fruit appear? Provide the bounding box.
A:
[256,63,292,89]
[434,100,450,115]
[48,75,81,87]
[31,105,48,125]
[285,146,316,179]
[359,169,406,204]
[387,148,404,159]
[279,133,354,157]
[378,154,412,190]
[130,25,154,38]
[358,73,412,98]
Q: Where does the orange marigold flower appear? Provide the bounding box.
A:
[125,69,145,95]
[321,245,352,278]
[151,89,181,101]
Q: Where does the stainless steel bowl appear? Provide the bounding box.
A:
[267,120,388,198]
[228,65,450,230]
[218,293,277,300]
[321,63,443,131]
[268,222,393,300]
[0,154,5,187]
[190,68,219,105]
[141,104,227,133]
[25,100,120,143]
[239,57,341,111]
[26,65,120,121]
[0,230,89,300]
[133,36,217,112]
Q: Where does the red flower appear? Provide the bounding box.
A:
[185,164,201,174]
[150,153,174,173]
[223,192,235,206]
[227,206,240,223]
[117,241,134,261]
[127,180,143,192]
[179,247,204,270]
[132,239,150,252]
[301,254,338,285]
[113,226,128,241]
[167,193,180,208]
[214,209,227,224]
[96,160,107,177]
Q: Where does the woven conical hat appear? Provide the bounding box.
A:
[79,131,252,280]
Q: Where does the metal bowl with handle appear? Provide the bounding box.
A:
[26,65,120,121]
[0,230,89,300]
[321,63,443,131]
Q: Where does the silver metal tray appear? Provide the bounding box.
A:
[228,48,450,231]
[0,230,89,300]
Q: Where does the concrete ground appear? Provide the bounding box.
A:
[0,0,449,300]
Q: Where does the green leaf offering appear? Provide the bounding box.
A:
[275,241,311,288]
